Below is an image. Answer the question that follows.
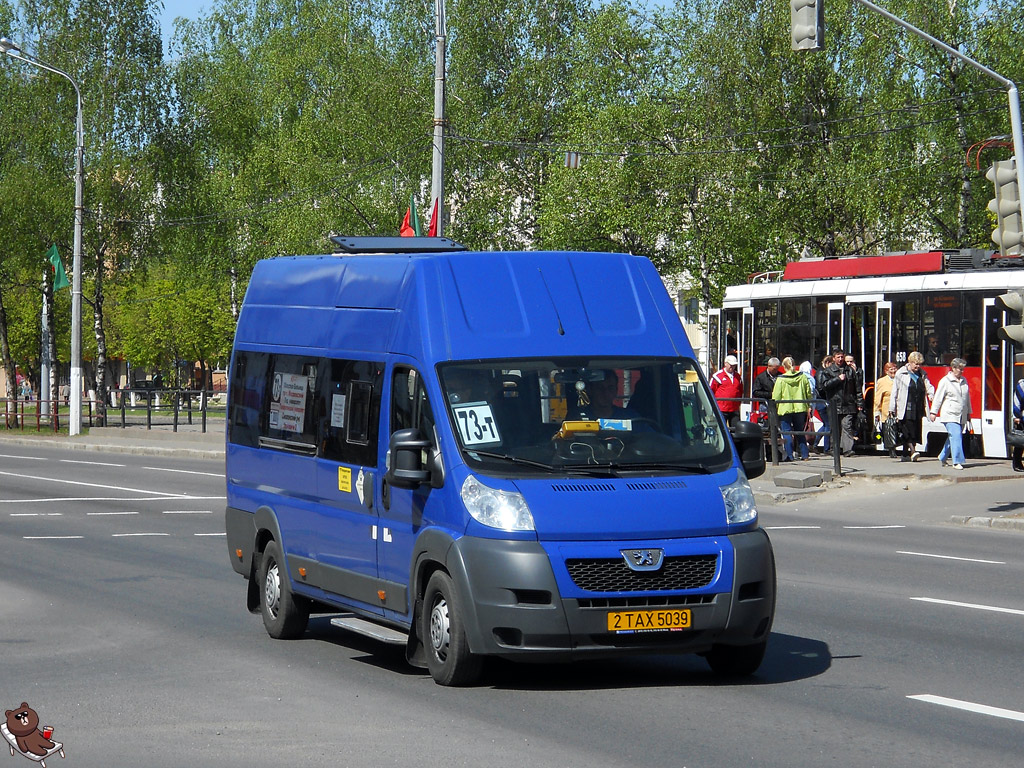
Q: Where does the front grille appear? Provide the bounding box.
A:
[565,555,718,592]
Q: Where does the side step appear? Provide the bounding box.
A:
[330,614,409,646]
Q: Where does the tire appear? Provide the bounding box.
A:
[422,571,482,686]
[705,639,767,677]
[258,539,309,640]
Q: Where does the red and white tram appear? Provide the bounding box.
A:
[709,250,1024,457]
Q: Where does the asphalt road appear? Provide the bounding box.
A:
[2,442,1023,767]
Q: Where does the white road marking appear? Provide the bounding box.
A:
[0,454,46,460]
[23,536,83,540]
[143,466,225,478]
[0,469,190,497]
[908,694,1024,723]
[899,551,1005,564]
[764,525,822,530]
[112,532,170,537]
[60,459,126,467]
[87,511,139,516]
[194,532,226,536]
[0,495,226,504]
[844,525,906,529]
[910,597,1024,616]
[162,510,213,514]
[11,513,63,516]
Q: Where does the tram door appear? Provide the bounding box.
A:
[706,309,721,376]
[875,301,892,373]
[848,303,877,392]
[981,298,1008,457]
[719,306,754,398]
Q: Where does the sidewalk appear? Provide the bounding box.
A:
[750,449,1024,531]
[0,423,224,460]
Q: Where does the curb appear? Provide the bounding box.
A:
[0,434,223,460]
[950,514,1024,532]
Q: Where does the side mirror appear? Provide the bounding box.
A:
[731,420,766,479]
[387,428,432,489]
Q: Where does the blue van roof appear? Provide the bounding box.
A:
[235,250,693,361]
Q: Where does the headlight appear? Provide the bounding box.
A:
[721,477,757,525]
[461,475,535,532]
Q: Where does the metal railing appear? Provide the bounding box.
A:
[721,396,844,476]
[2,389,226,434]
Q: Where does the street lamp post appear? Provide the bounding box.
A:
[1,37,85,436]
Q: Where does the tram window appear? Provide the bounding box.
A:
[961,322,981,366]
[754,301,778,364]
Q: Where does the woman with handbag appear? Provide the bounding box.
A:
[889,351,935,462]
[873,361,898,458]
[930,358,971,470]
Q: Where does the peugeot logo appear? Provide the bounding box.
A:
[621,548,664,572]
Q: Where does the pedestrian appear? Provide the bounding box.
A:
[873,361,898,458]
[751,356,781,430]
[1010,376,1024,472]
[710,354,743,430]
[773,357,812,461]
[930,358,971,470]
[889,351,935,462]
[817,347,860,456]
[813,353,832,453]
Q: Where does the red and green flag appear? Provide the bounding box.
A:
[47,244,70,291]
[399,195,422,237]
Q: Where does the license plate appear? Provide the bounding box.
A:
[606,609,691,633]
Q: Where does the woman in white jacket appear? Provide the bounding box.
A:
[930,358,971,469]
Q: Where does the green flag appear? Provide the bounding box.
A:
[47,244,70,291]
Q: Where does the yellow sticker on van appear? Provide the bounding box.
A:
[338,466,352,493]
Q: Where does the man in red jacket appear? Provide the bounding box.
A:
[711,354,743,429]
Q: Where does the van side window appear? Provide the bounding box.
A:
[264,355,320,446]
[228,350,268,448]
[391,367,436,443]
[320,359,382,465]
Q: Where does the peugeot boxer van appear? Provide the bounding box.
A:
[225,237,774,686]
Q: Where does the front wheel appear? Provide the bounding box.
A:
[704,639,767,677]
[258,539,309,639]
[422,571,482,686]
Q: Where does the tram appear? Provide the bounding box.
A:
[709,249,1024,457]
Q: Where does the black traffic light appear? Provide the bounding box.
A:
[996,291,1024,345]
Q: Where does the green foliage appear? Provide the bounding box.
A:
[1,0,1022,375]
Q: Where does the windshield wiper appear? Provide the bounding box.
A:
[467,451,560,472]
[565,461,715,475]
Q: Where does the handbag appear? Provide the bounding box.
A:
[963,425,984,459]
[1007,429,1024,448]
[882,415,899,449]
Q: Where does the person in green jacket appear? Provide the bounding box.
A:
[772,357,813,461]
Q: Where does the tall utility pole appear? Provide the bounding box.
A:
[430,0,447,237]
[0,38,86,435]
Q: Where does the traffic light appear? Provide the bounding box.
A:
[996,291,1024,345]
[986,159,1024,256]
[791,0,824,51]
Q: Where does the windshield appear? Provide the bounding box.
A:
[439,357,731,476]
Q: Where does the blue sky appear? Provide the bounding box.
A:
[160,0,209,47]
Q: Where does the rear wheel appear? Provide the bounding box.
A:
[258,539,309,639]
[705,640,767,677]
[422,571,482,686]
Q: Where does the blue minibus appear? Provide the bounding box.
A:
[225,237,774,685]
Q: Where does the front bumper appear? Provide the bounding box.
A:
[448,529,776,661]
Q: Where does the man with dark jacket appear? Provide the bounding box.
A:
[817,347,860,456]
[752,357,781,408]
